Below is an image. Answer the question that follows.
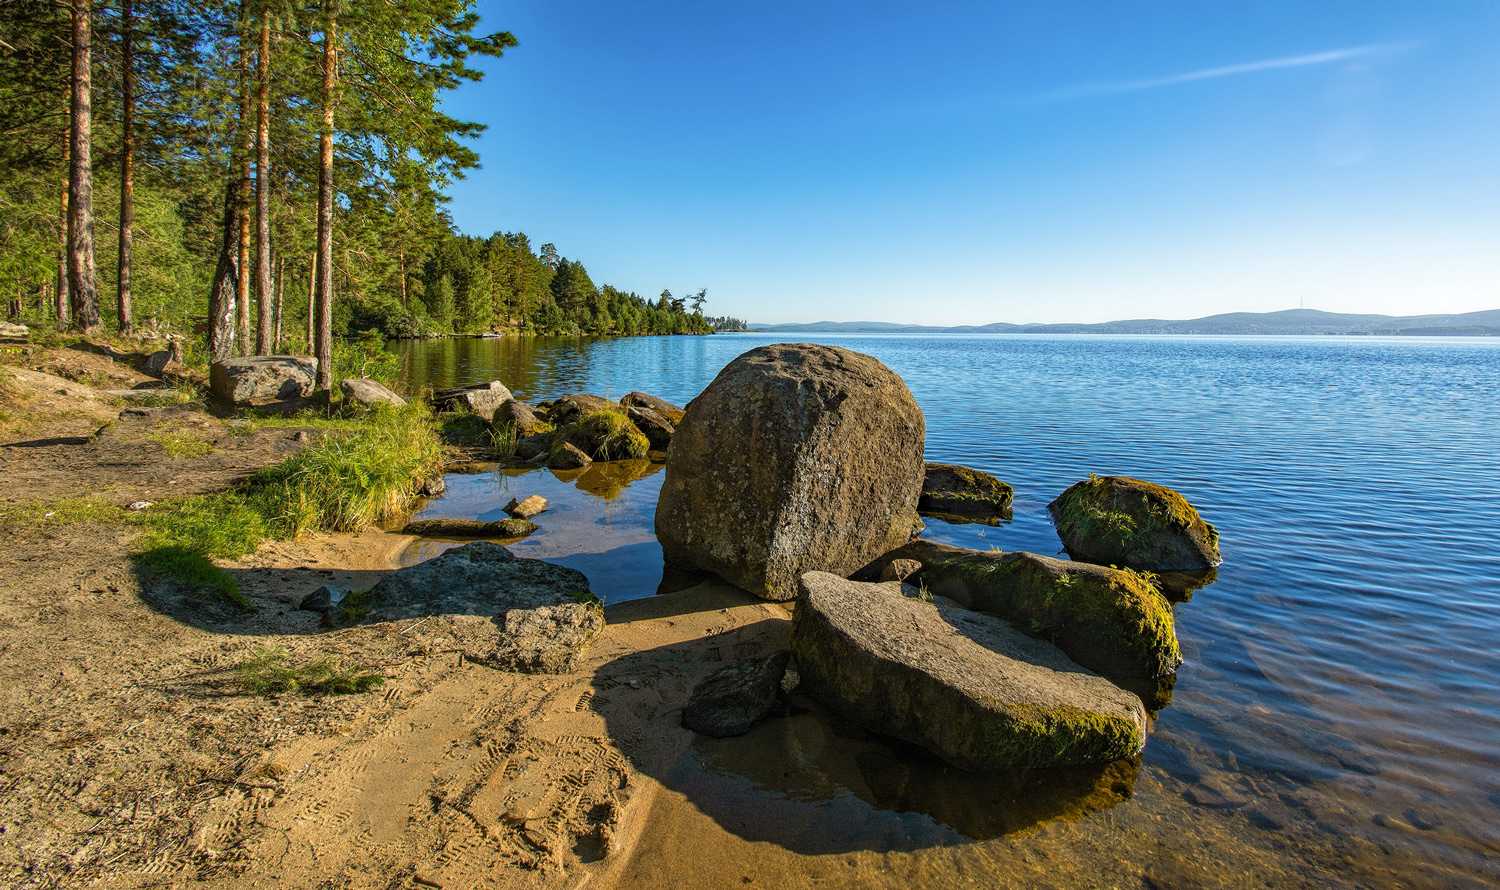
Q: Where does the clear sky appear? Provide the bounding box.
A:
[440,1,1500,325]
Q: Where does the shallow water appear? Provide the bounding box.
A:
[397,333,1500,887]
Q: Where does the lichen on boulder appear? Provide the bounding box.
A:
[790,572,1147,772]
[919,462,1014,524]
[861,540,1180,677]
[1048,475,1221,572]
[654,343,926,602]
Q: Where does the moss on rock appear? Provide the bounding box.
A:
[918,463,1014,524]
[1048,475,1220,572]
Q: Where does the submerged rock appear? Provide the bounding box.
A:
[919,463,1014,523]
[863,540,1181,678]
[655,343,926,602]
[682,651,792,738]
[1049,475,1221,572]
[467,603,604,674]
[340,377,405,407]
[504,495,548,519]
[621,391,685,424]
[209,355,316,405]
[402,518,537,539]
[790,572,1147,771]
[361,541,591,622]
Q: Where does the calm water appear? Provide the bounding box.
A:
[397,333,1500,888]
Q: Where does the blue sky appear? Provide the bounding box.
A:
[441,1,1500,325]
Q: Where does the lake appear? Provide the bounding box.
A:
[395,333,1500,888]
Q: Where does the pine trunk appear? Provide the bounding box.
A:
[313,7,337,390]
[234,14,253,356]
[55,159,69,326]
[273,255,284,348]
[253,17,272,354]
[207,180,240,362]
[67,0,99,333]
[306,253,315,353]
[116,0,135,335]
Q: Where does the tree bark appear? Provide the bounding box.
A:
[306,253,315,353]
[234,13,253,355]
[116,0,135,335]
[253,15,272,354]
[273,254,284,349]
[207,180,240,362]
[313,5,337,390]
[55,157,69,326]
[66,0,99,333]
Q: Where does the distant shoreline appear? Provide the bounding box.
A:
[745,307,1500,337]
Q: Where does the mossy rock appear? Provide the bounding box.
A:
[562,410,650,460]
[791,572,1147,772]
[546,393,620,425]
[1048,475,1220,572]
[918,463,1014,524]
[863,540,1181,678]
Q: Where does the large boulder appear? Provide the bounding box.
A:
[790,573,1147,771]
[434,380,512,421]
[1049,475,1221,572]
[621,391,685,424]
[340,377,406,407]
[918,463,1013,523]
[209,355,317,405]
[863,541,1181,678]
[361,541,592,622]
[655,343,925,602]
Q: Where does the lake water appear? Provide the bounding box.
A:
[395,333,1500,888]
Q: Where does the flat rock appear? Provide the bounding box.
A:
[861,540,1181,678]
[402,518,537,539]
[682,651,791,738]
[504,495,548,519]
[340,377,406,407]
[362,541,591,622]
[655,343,925,602]
[1049,475,1221,572]
[434,380,512,421]
[467,603,605,674]
[790,572,1147,772]
[620,391,685,423]
[919,463,1014,523]
[209,355,317,405]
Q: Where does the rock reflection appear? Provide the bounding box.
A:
[672,694,1141,853]
[573,458,663,501]
[1155,567,1218,602]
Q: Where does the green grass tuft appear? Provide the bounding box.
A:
[149,430,215,458]
[233,645,384,695]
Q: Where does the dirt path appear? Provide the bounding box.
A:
[0,349,789,889]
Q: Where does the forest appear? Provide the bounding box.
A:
[1,0,741,389]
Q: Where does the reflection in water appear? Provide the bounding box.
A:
[674,695,1139,853]
[574,458,663,500]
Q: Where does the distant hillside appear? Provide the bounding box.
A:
[747,308,1500,336]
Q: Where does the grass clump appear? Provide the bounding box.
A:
[247,400,443,535]
[575,409,649,460]
[233,645,384,695]
[149,430,215,458]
